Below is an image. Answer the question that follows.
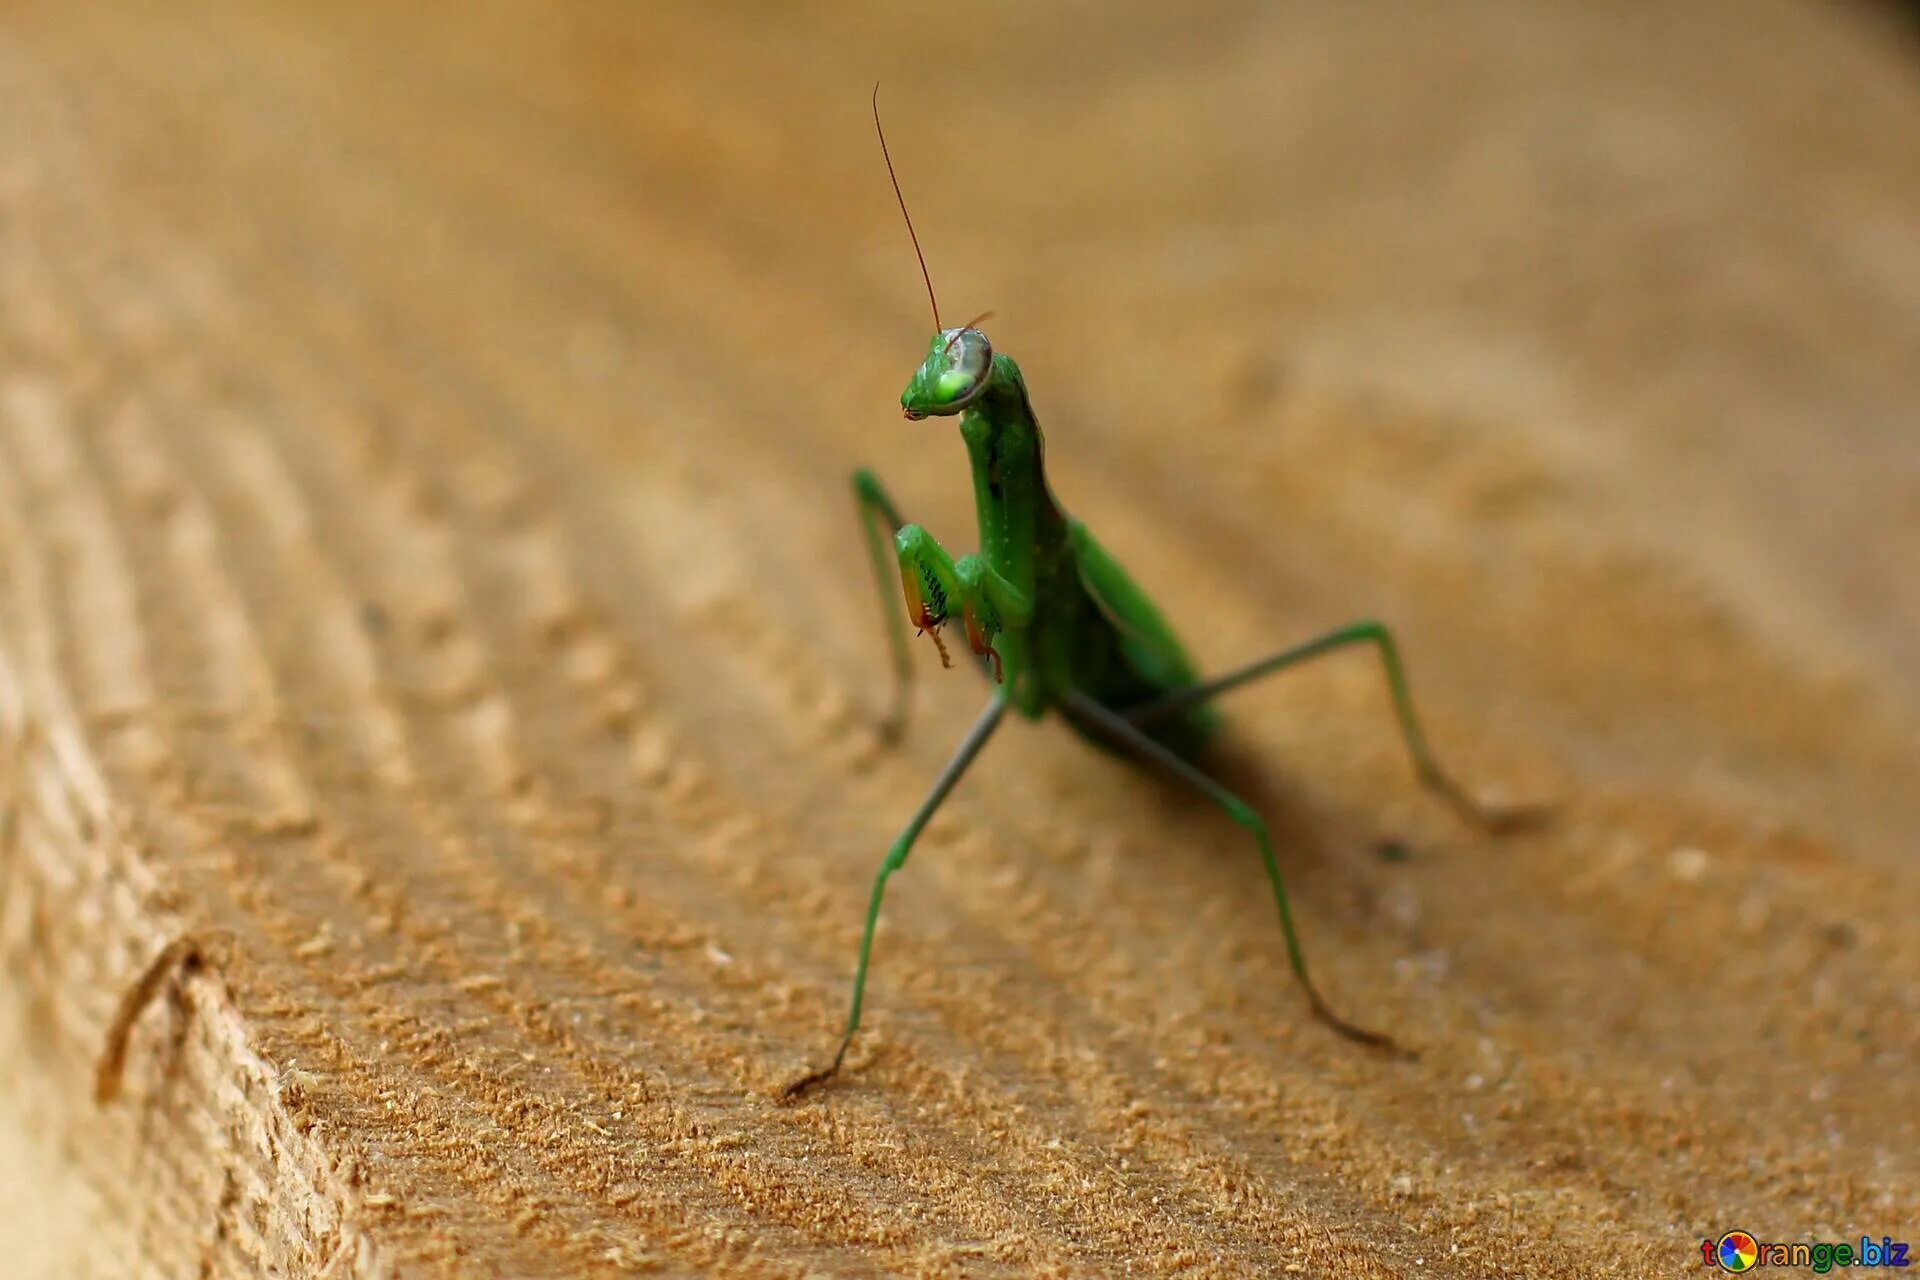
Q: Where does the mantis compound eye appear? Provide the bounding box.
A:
[929,326,993,411]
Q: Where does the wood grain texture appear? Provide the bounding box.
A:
[2,2,1918,1276]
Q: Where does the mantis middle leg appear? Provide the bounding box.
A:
[783,694,1008,1099]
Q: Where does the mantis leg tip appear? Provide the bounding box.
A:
[1463,795,1556,836]
[778,1066,839,1103]
[779,1034,857,1102]
[1309,996,1415,1061]
[1423,768,1556,837]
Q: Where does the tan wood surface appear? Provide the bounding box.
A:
[3,2,1918,1276]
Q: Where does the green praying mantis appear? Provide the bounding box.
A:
[780,91,1535,1100]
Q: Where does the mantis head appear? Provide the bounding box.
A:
[901,326,993,420]
[870,88,998,422]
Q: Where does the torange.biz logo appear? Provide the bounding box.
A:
[1702,1231,1911,1273]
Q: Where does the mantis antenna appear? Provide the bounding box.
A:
[872,83,941,332]
[943,310,995,356]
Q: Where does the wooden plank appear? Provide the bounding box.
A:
[3,2,1918,1275]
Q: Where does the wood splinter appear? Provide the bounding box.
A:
[95,931,235,1106]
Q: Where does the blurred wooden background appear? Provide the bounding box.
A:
[2,2,1917,1276]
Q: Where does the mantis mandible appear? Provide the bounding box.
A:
[782,90,1533,1100]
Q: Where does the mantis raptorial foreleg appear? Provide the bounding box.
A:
[894,524,1030,682]
[851,468,1034,724]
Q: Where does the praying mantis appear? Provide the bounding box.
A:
[781,91,1533,1100]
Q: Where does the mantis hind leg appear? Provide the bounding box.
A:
[1121,619,1541,832]
[851,468,914,738]
[783,696,1008,1100]
[1060,692,1403,1054]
